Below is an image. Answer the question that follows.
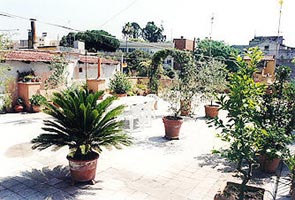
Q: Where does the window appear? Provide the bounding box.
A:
[79,67,83,73]
[264,45,269,51]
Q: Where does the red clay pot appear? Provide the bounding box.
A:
[32,105,41,113]
[258,154,281,173]
[115,93,127,98]
[67,154,99,183]
[162,116,183,140]
[204,105,219,118]
[14,105,24,112]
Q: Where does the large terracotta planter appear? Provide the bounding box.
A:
[214,181,264,200]
[204,105,219,118]
[67,154,99,184]
[162,116,183,140]
[258,154,281,173]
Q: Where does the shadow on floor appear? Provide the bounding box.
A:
[0,165,102,199]
[194,153,235,173]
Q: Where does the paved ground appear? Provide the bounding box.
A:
[0,100,292,200]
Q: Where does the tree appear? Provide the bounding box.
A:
[122,22,134,39]
[209,47,266,199]
[194,38,239,73]
[59,32,76,47]
[122,22,142,40]
[142,21,166,42]
[60,30,120,52]
[131,22,141,39]
[0,34,13,50]
[125,50,151,76]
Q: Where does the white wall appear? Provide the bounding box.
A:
[76,63,120,88]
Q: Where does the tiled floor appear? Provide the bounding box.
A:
[0,100,292,200]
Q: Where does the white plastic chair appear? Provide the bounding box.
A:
[146,94,159,111]
[119,103,146,132]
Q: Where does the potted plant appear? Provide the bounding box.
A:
[109,72,132,97]
[209,47,266,199]
[14,97,25,112]
[200,58,227,118]
[29,94,47,113]
[255,66,295,173]
[161,84,184,140]
[31,87,132,184]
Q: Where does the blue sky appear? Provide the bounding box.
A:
[1,0,294,46]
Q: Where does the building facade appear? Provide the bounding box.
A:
[233,36,295,77]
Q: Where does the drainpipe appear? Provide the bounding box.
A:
[97,58,101,79]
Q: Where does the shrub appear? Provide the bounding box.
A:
[109,73,132,94]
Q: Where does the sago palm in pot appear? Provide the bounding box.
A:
[31,87,132,184]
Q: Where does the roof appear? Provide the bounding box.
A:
[244,55,275,61]
[3,50,54,62]
[0,50,119,65]
[79,55,120,65]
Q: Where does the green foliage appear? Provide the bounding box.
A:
[31,87,132,160]
[125,50,151,76]
[60,30,120,52]
[254,66,295,160]
[198,58,227,105]
[194,38,239,73]
[17,69,39,82]
[0,34,13,50]
[208,47,266,199]
[153,49,201,116]
[142,21,166,42]
[109,73,132,94]
[45,55,68,90]
[122,22,134,39]
[30,94,47,106]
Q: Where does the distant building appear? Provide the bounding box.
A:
[173,36,196,51]
[118,41,174,54]
[233,36,295,77]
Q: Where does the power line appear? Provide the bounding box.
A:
[98,0,139,29]
[0,10,117,40]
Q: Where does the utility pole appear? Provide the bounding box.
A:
[209,13,214,58]
[275,0,283,65]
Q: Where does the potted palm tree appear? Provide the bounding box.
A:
[31,87,132,184]
[109,72,132,97]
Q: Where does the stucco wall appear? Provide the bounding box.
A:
[76,63,120,88]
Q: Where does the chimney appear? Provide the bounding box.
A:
[28,30,33,49]
[30,18,37,49]
[97,58,101,79]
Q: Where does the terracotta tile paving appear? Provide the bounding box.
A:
[0,100,292,199]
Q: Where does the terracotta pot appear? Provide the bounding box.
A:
[204,105,219,118]
[32,105,41,113]
[258,154,281,173]
[67,154,99,183]
[214,181,265,200]
[115,93,127,98]
[162,116,183,140]
[14,105,24,112]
